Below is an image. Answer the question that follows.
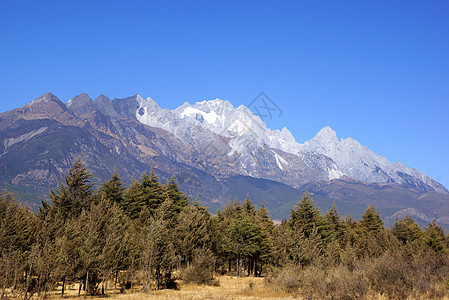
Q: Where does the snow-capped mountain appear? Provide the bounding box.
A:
[134,95,447,194]
[2,92,449,224]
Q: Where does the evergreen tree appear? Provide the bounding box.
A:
[49,157,94,220]
[243,194,256,216]
[424,220,447,253]
[137,198,177,290]
[324,203,347,244]
[356,205,387,257]
[256,201,274,234]
[270,220,295,267]
[290,192,324,238]
[122,171,164,219]
[175,204,213,265]
[221,215,263,276]
[391,215,423,244]
[99,170,125,205]
[164,177,188,216]
[0,192,37,297]
[360,205,384,233]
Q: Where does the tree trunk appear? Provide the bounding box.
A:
[156,267,160,290]
[24,261,32,300]
[237,255,240,277]
[102,274,105,295]
[12,268,17,292]
[37,274,41,298]
[144,264,152,291]
[85,270,89,297]
[62,276,66,297]
[78,279,82,297]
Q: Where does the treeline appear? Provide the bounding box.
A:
[1,158,449,299]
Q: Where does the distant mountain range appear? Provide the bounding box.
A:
[1,92,448,227]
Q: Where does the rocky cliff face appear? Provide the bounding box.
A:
[133,94,447,194]
[1,92,448,224]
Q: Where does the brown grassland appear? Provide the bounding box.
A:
[5,275,448,300]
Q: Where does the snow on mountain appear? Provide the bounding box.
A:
[301,126,448,193]
[134,96,447,194]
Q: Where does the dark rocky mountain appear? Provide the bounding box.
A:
[1,92,448,228]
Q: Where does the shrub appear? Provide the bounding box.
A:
[180,248,219,286]
[265,265,369,299]
[264,266,302,294]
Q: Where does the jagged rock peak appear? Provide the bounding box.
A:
[26,92,63,107]
[94,94,111,103]
[67,93,93,107]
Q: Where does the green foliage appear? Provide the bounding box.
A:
[99,170,125,205]
[391,215,423,244]
[49,157,94,220]
[360,205,383,233]
[122,171,160,219]
[0,192,38,295]
[222,215,263,260]
[324,204,347,244]
[290,192,325,238]
[175,204,213,264]
[164,176,189,216]
[425,220,447,253]
[2,160,449,298]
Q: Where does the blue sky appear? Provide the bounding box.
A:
[1,0,448,188]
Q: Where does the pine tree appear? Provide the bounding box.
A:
[221,215,263,276]
[324,203,346,244]
[356,205,386,257]
[360,205,384,233]
[122,171,164,219]
[98,200,132,294]
[137,197,177,290]
[0,192,38,298]
[424,220,447,253]
[391,215,423,244]
[164,177,188,216]
[99,170,125,205]
[74,201,106,295]
[175,204,213,265]
[290,192,324,238]
[49,157,94,220]
[243,194,255,216]
[256,201,274,234]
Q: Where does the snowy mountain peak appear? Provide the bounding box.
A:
[312,126,339,143]
[130,94,447,194]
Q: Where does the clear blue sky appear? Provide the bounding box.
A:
[1,0,448,188]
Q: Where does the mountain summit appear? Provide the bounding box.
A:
[133,96,446,194]
[0,92,448,224]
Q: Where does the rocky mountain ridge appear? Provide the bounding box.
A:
[133,94,446,194]
[1,92,448,226]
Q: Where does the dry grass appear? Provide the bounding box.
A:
[34,276,291,300]
[107,276,292,300]
[9,275,449,300]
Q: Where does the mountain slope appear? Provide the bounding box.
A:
[0,92,448,226]
[134,95,446,194]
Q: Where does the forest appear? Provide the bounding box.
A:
[1,158,449,300]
